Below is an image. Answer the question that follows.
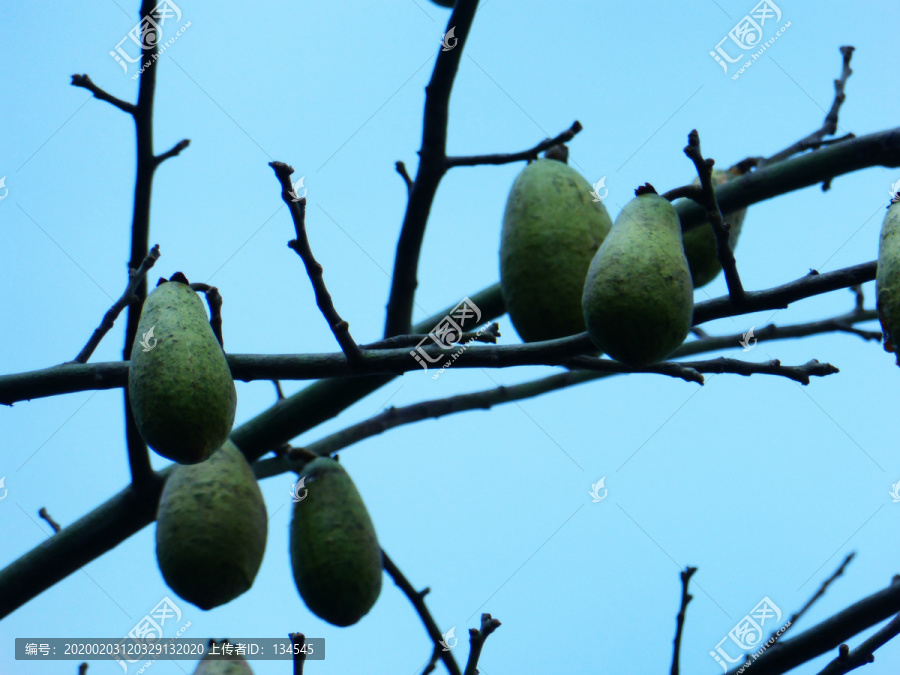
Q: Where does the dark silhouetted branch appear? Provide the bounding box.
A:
[445,120,583,168]
[671,566,697,675]
[270,161,363,364]
[464,613,501,675]
[72,245,161,363]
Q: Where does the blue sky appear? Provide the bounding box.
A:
[2,1,900,674]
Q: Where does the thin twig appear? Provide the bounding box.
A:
[70,74,136,114]
[72,245,161,363]
[38,508,61,534]
[777,553,855,642]
[672,566,697,675]
[189,283,224,348]
[383,0,480,337]
[153,139,190,167]
[396,161,414,193]
[289,632,306,675]
[269,161,363,364]
[273,380,285,400]
[682,129,746,303]
[382,550,462,675]
[445,120,583,168]
[78,664,88,675]
[761,47,855,167]
[463,613,501,675]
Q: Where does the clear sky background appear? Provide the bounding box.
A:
[2,1,900,674]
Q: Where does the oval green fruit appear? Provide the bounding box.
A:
[193,640,254,675]
[499,157,613,342]
[680,168,748,288]
[877,199,900,363]
[129,274,236,464]
[156,441,267,610]
[582,187,694,366]
[290,457,382,627]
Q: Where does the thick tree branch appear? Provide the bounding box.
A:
[382,551,462,675]
[761,46,855,168]
[445,120,583,168]
[0,297,878,617]
[816,613,900,675]
[694,261,876,325]
[72,245,161,363]
[676,127,900,233]
[384,0,479,337]
[682,129,746,303]
[270,161,363,364]
[723,577,900,675]
[672,566,697,675]
[1,262,877,404]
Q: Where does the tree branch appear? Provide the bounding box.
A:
[72,245,161,363]
[816,613,900,675]
[463,613,501,675]
[269,161,363,364]
[761,46,855,168]
[396,161,414,194]
[190,283,224,348]
[676,127,900,233]
[445,120,583,168]
[289,632,306,675]
[382,551,462,675]
[153,138,190,167]
[723,577,900,675]
[671,566,697,675]
[383,0,479,337]
[38,508,62,534]
[682,129,746,303]
[70,74,136,115]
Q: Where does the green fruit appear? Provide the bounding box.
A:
[156,441,268,610]
[129,273,236,464]
[582,186,694,366]
[877,199,900,363]
[680,168,748,288]
[499,157,613,342]
[193,640,254,675]
[290,457,382,627]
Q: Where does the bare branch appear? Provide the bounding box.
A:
[682,129,746,303]
[445,120,583,168]
[384,0,480,337]
[190,283,224,348]
[676,126,900,234]
[778,553,855,643]
[70,74,136,115]
[153,138,190,166]
[463,613,501,675]
[269,161,363,364]
[762,46,855,167]
[289,632,306,675]
[396,161,414,193]
[722,577,900,675]
[72,245,161,363]
[672,566,698,675]
[38,508,61,534]
[382,551,462,675]
[816,613,900,675]
[361,322,500,350]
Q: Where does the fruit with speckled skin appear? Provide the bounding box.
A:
[290,458,382,627]
[680,169,748,288]
[877,199,900,364]
[129,273,236,464]
[500,158,613,342]
[582,187,694,366]
[193,640,254,675]
[156,441,267,610]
